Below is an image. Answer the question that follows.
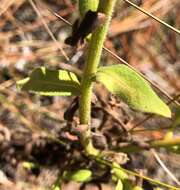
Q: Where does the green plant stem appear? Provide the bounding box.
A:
[92,155,179,190]
[79,0,117,155]
[115,137,180,153]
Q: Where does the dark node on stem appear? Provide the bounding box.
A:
[64,97,79,121]
[65,10,106,46]
[64,94,97,121]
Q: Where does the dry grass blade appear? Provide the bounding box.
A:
[28,0,70,61]
[0,1,179,189]
[0,91,66,146]
[123,0,180,35]
[53,12,72,26]
[0,0,15,16]
[0,93,40,132]
[110,0,178,36]
[151,149,180,186]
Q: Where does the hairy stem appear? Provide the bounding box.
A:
[79,0,117,155]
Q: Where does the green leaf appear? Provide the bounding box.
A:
[52,185,61,190]
[22,161,39,170]
[111,162,128,181]
[63,169,92,183]
[123,180,134,190]
[169,145,180,154]
[132,186,144,190]
[17,67,80,96]
[115,179,123,190]
[51,176,62,190]
[96,65,171,118]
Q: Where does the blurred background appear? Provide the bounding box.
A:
[0,0,179,189]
